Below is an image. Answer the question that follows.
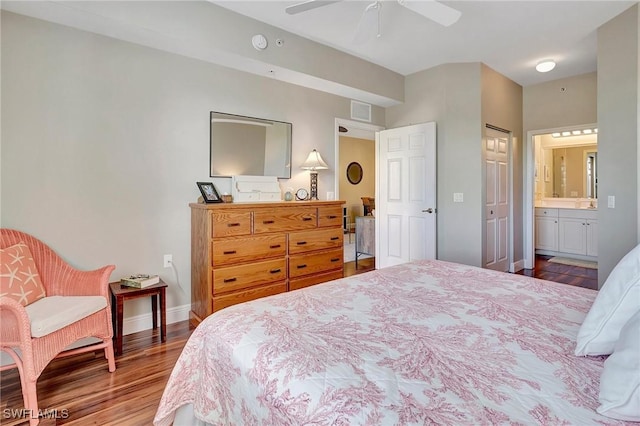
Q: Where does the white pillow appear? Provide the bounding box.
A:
[597,310,640,421]
[575,243,640,356]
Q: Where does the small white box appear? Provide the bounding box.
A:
[231,175,281,203]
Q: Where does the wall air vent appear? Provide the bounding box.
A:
[350,100,372,122]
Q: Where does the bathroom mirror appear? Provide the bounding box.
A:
[536,132,597,199]
[210,112,292,178]
[546,144,598,198]
[346,162,363,185]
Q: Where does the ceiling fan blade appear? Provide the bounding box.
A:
[353,1,381,44]
[397,0,461,27]
[285,0,341,15]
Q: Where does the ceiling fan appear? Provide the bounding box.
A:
[285,0,462,28]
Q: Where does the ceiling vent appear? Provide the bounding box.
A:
[351,100,372,122]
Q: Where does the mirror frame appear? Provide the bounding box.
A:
[209,111,292,179]
[346,162,363,185]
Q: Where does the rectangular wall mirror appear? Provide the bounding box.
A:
[210,111,292,178]
[534,130,598,199]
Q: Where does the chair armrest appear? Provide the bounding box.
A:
[46,264,116,298]
[0,297,32,345]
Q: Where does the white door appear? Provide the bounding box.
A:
[484,127,510,271]
[377,122,437,268]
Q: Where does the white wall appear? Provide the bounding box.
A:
[0,11,385,318]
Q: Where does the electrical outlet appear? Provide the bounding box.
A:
[163,254,173,268]
[453,193,464,203]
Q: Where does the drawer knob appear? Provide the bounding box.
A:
[328,215,337,219]
[297,264,307,269]
[223,277,237,283]
[330,237,339,241]
[331,258,340,262]
[263,220,275,224]
[302,217,313,222]
[270,268,281,274]
[223,250,237,255]
[296,241,307,245]
[269,244,281,249]
[228,223,241,227]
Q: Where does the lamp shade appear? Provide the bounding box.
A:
[300,149,329,171]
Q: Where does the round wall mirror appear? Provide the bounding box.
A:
[346,162,363,185]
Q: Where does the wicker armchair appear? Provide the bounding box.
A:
[0,229,116,425]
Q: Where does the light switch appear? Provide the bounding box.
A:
[453,193,464,203]
[607,195,615,208]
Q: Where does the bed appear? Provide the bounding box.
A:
[154,259,633,425]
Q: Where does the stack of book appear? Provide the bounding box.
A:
[120,274,160,289]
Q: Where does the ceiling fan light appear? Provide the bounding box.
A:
[535,59,556,73]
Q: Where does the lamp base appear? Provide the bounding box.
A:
[309,171,319,200]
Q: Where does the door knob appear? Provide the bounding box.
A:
[422,208,434,213]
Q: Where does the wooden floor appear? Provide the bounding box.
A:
[515,254,598,290]
[0,254,593,425]
[0,321,194,425]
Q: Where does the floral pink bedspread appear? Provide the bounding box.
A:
[154,260,628,426]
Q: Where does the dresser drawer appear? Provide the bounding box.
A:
[254,207,317,233]
[318,206,343,228]
[213,259,286,294]
[211,211,252,237]
[289,269,343,291]
[212,281,287,312]
[534,208,558,218]
[289,248,343,279]
[288,228,343,255]
[212,235,286,267]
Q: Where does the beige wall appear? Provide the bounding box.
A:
[523,72,598,132]
[338,136,375,224]
[481,65,524,265]
[597,4,639,286]
[0,12,386,318]
[386,63,522,268]
[387,63,485,266]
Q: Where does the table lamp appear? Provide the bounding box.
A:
[300,149,329,200]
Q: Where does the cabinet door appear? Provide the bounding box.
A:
[558,218,586,255]
[586,219,598,257]
[535,216,558,251]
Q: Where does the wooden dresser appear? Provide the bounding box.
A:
[190,201,344,325]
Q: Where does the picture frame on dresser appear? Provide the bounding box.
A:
[196,182,223,203]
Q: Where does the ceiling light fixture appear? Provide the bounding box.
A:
[535,59,556,73]
[552,128,598,138]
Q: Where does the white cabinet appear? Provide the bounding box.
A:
[557,209,598,257]
[535,208,597,258]
[535,208,558,251]
[586,219,598,257]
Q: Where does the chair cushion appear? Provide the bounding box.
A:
[575,243,640,356]
[0,242,46,306]
[25,295,107,338]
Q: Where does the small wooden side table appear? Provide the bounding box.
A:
[109,280,168,356]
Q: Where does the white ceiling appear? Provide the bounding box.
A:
[213,0,636,87]
[2,0,636,107]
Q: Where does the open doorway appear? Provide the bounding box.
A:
[524,124,598,289]
[334,118,382,271]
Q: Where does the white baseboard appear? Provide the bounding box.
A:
[510,259,525,273]
[122,303,191,336]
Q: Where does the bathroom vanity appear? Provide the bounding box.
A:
[534,198,598,260]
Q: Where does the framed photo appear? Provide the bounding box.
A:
[196,182,223,203]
